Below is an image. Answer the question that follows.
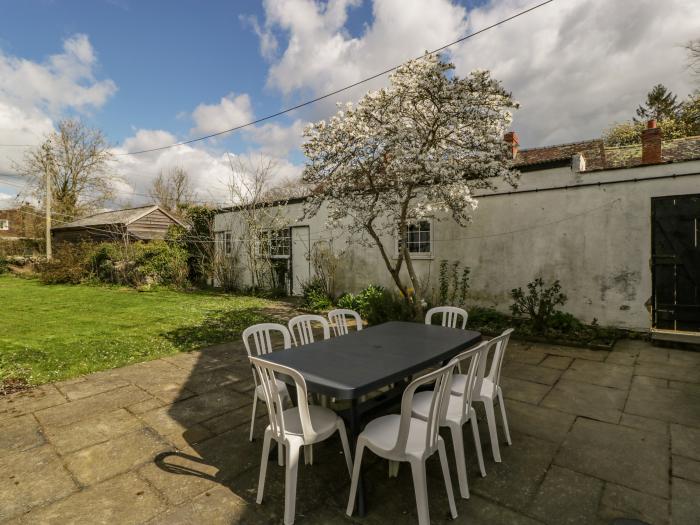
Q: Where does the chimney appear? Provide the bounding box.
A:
[504,131,519,159]
[641,119,662,165]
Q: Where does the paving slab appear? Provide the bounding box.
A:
[506,348,547,366]
[669,380,700,396]
[535,345,608,362]
[43,408,144,454]
[619,412,669,436]
[539,355,572,370]
[501,399,575,444]
[561,359,633,390]
[34,385,151,427]
[0,414,45,455]
[671,477,700,525]
[184,365,249,394]
[625,382,700,428]
[55,374,131,401]
[671,424,700,461]
[470,432,558,512]
[500,376,552,405]
[672,455,700,484]
[637,346,669,365]
[528,465,604,525]
[137,453,221,505]
[145,485,264,525]
[635,362,700,384]
[667,349,700,367]
[555,418,670,498]
[64,428,169,486]
[502,362,562,385]
[632,375,668,389]
[0,445,78,522]
[18,472,166,525]
[541,379,626,423]
[0,384,66,421]
[599,483,669,525]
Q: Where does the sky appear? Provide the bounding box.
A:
[0,0,698,212]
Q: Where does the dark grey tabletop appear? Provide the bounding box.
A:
[257,321,481,399]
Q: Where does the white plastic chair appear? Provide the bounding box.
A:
[346,363,458,525]
[425,306,468,329]
[288,314,331,346]
[412,342,487,499]
[465,328,514,463]
[327,308,363,336]
[242,323,292,443]
[251,356,353,525]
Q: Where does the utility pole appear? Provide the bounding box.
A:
[43,142,52,260]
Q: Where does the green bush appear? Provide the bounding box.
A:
[336,292,359,310]
[0,257,8,275]
[301,277,333,312]
[510,278,567,334]
[466,306,511,333]
[37,243,92,284]
[360,286,416,325]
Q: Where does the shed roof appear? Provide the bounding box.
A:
[52,205,186,231]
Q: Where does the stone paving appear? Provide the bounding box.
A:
[1,337,699,524]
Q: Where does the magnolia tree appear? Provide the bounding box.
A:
[301,54,518,305]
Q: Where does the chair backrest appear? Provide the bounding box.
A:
[288,314,331,346]
[249,356,317,443]
[475,328,514,390]
[242,323,292,357]
[425,306,468,329]
[328,308,363,336]
[391,361,456,457]
[450,342,486,416]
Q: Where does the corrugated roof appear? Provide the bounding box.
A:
[52,205,163,230]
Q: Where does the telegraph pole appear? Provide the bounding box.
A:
[43,142,52,260]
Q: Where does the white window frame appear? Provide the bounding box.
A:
[257,228,291,259]
[0,219,8,231]
[396,219,434,259]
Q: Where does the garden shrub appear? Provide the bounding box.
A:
[510,278,567,334]
[37,243,92,284]
[437,259,470,306]
[0,257,8,275]
[301,276,333,312]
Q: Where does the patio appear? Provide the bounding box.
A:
[1,337,699,525]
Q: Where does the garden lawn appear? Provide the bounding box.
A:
[0,275,277,386]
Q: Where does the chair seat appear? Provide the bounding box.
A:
[451,374,495,400]
[412,390,471,425]
[361,414,435,459]
[256,380,289,401]
[269,405,340,442]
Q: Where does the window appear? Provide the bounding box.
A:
[0,219,8,231]
[258,228,291,258]
[224,232,232,255]
[397,220,433,258]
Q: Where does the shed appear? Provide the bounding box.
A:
[51,205,187,243]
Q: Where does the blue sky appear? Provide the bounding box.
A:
[0,0,698,208]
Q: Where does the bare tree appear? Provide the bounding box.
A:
[148,167,194,212]
[687,38,700,76]
[224,155,290,291]
[15,119,115,218]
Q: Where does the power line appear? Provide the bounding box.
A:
[113,0,554,156]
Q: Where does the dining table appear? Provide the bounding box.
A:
[257,320,482,516]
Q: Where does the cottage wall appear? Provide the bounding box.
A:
[214,159,700,331]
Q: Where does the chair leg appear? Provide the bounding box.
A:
[256,429,272,504]
[497,388,512,446]
[410,459,430,525]
[278,442,285,467]
[284,443,301,525]
[484,398,502,463]
[438,439,458,519]
[337,421,353,476]
[303,445,313,465]
[388,460,400,478]
[249,395,258,442]
[346,442,365,517]
[448,423,469,499]
[470,408,487,477]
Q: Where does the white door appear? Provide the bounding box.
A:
[291,226,310,296]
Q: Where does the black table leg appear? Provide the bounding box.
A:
[348,398,366,517]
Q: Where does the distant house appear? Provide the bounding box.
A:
[51,204,187,243]
[0,205,42,240]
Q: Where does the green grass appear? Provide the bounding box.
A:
[0,275,276,386]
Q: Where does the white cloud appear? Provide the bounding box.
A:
[244,119,306,157]
[190,92,254,136]
[253,0,700,146]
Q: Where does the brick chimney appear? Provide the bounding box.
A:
[504,131,519,159]
[641,119,662,165]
